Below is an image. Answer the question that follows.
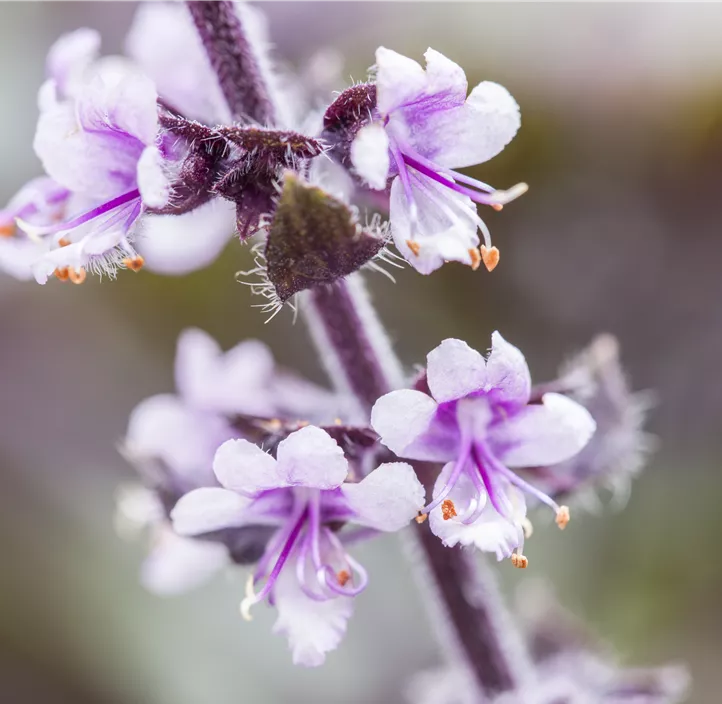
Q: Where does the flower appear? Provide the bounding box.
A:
[348,48,525,274]
[15,29,171,284]
[171,425,425,666]
[371,333,596,565]
[122,328,336,596]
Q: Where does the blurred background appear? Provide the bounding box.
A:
[1,2,721,702]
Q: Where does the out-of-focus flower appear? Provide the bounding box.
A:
[372,333,595,565]
[172,426,424,666]
[527,334,656,509]
[121,328,336,596]
[325,48,525,274]
[13,29,170,284]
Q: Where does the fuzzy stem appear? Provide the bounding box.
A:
[303,276,534,698]
[186,1,275,124]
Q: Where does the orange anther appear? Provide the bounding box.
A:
[555,505,570,530]
[0,223,15,238]
[337,570,351,587]
[54,267,70,282]
[68,267,86,285]
[511,552,528,569]
[415,512,428,524]
[123,255,145,272]
[491,203,504,212]
[480,245,500,272]
[468,248,481,271]
[441,499,457,521]
[58,237,71,247]
[406,239,421,257]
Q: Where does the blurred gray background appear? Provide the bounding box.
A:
[1,3,721,702]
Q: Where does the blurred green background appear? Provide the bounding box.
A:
[1,2,721,702]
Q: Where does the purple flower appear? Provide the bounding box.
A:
[171,425,425,666]
[16,30,171,284]
[371,333,595,565]
[122,328,336,596]
[350,48,526,274]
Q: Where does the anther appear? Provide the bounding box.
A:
[337,570,351,587]
[468,248,481,271]
[511,551,528,569]
[441,499,457,521]
[0,224,16,238]
[406,239,421,256]
[491,203,503,212]
[555,505,570,530]
[53,267,70,282]
[58,237,71,247]
[415,511,428,524]
[123,255,145,272]
[68,267,86,285]
[480,245,500,272]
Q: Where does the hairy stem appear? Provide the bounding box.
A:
[186,1,275,124]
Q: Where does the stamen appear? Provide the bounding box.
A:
[415,511,428,524]
[406,239,421,256]
[480,245,500,272]
[511,550,528,569]
[555,505,570,530]
[337,570,351,587]
[491,204,503,212]
[54,267,70,282]
[0,223,15,237]
[123,255,145,272]
[441,499,457,521]
[68,267,86,285]
[58,237,71,247]
[468,248,481,271]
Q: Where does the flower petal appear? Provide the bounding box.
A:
[137,145,170,208]
[213,439,288,494]
[427,338,487,404]
[171,487,254,535]
[372,388,457,462]
[275,426,349,490]
[134,198,236,274]
[486,331,531,408]
[375,46,427,115]
[390,173,479,275]
[141,526,228,596]
[174,328,276,417]
[341,462,426,531]
[428,464,524,559]
[415,81,521,169]
[350,122,390,190]
[272,562,354,667]
[45,28,101,100]
[492,393,596,468]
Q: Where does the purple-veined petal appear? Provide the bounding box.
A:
[350,122,390,190]
[213,439,288,494]
[375,46,427,115]
[389,173,479,275]
[275,426,349,490]
[427,338,487,404]
[422,81,520,169]
[174,328,276,417]
[141,525,228,596]
[492,393,596,468]
[134,198,236,275]
[486,331,532,408]
[125,393,230,485]
[341,462,426,531]
[137,146,170,208]
[371,388,459,462]
[171,487,254,535]
[428,464,524,558]
[421,49,468,107]
[272,558,354,667]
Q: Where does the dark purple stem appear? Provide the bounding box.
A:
[186,1,275,124]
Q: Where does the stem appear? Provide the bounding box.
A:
[186,1,275,124]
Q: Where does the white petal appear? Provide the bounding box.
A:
[428,465,524,559]
[350,123,390,190]
[493,393,597,468]
[141,526,228,596]
[427,338,487,404]
[45,28,101,99]
[390,173,478,275]
[134,198,236,274]
[137,146,170,208]
[371,389,457,462]
[171,487,253,536]
[375,46,427,115]
[422,48,467,104]
[420,81,521,169]
[276,426,348,490]
[485,331,532,408]
[341,462,426,531]
[272,564,354,667]
[213,439,287,494]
